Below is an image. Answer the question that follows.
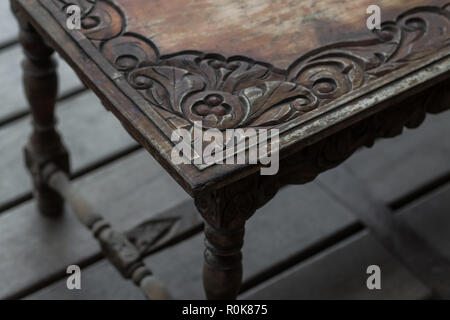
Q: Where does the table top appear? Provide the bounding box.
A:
[16,0,450,195]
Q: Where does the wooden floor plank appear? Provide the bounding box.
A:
[26,259,145,300]
[2,0,448,301]
[24,112,450,300]
[0,1,18,47]
[144,183,356,300]
[344,112,450,204]
[0,44,83,122]
[27,182,357,300]
[242,183,450,300]
[318,165,450,298]
[31,176,450,300]
[0,91,136,205]
[0,150,189,299]
[242,230,430,300]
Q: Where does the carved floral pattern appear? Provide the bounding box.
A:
[195,79,450,229]
[46,1,450,228]
[55,0,449,132]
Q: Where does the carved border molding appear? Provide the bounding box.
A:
[54,0,450,131]
[195,79,450,229]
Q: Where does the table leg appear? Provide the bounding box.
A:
[194,175,276,300]
[14,8,70,217]
[202,223,245,300]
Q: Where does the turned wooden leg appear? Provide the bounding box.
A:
[203,223,245,300]
[194,174,277,300]
[16,13,69,217]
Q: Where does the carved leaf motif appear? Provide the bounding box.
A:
[248,104,292,127]
[76,0,124,41]
[288,6,450,106]
[289,51,381,106]
[129,66,205,114]
[163,54,283,92]
[240,81,319,127]
[53,0,450,132]
[219,61,279,92]
[101,34,159,72]
[389,11,450,62]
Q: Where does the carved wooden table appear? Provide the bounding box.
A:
[11,0,450,299]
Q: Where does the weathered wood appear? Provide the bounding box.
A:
[45,166,172,300]
[8,0,450,300]
[125,201,203,256]
[167,184,357,299]
[26,230,428,300]
[25,182,355,299]
[0,92,135,206]
[243,231,430,300]
[23,110,450,299]
[0,150,190,299]
[195,176,272,299]
[0,44,83,122]
[27,180,450,300]
[202,223,245,299]
[318,166,450,298]
[28,178,450,300]
[196,76,449,299]
[1,109,448,299]
[243,182,450,300]
[112,0,447,69]
[344,113,450,204]
[0,0,19,46]
[15,0,450,195]
[27,259,145,300]
[16,14,70,216]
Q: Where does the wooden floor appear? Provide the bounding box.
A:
[1,5,450,300]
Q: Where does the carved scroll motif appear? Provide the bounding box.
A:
[55,0,450,132]
[193,79,450,229]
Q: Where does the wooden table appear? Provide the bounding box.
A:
[11,0,450,299]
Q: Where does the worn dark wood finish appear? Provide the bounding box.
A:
[115,0,449,69]
[44,164,171,300]
[195,173,283,298]
[0,149,191,299]
[13,3,70,217]
[195,78,450,223]
[202,224,244,299]
[10,0,450,300]
[197,78,449,297]
[16,0,448,194]
[0,45,82,122]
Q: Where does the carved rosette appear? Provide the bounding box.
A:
[128,57,319,129]
[55,0,450,133]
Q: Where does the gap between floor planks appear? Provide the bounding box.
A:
[1,5,450,300]
[27,178,450,300]
[20,110,450,299]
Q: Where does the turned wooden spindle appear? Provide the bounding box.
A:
[17,16,69,216]
[203,223,245,299]
[194,175,268,300]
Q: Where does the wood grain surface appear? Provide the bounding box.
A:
[119,0,447,68]
[16,0,447,195]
